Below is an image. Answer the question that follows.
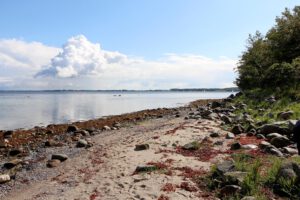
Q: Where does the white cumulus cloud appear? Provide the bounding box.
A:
[0,35,237,90]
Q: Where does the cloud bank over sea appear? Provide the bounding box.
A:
[0,35,237,90]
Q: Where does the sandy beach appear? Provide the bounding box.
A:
[0,99,234,200]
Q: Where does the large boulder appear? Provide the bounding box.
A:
[258,121,293,136]
[270,136,291,148]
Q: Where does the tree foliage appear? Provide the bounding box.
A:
[236,6,300,95]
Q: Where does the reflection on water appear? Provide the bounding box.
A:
[0,91,234,130]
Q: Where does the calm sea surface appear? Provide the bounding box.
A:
[0,91,234,130]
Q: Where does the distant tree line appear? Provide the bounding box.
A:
[236,6,300,96]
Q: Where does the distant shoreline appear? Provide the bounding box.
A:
[0,87,239,93]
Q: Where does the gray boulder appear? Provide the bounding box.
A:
[216,160,235,175]
[270,136,291,148]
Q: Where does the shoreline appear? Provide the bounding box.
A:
[0,99,221,149]
[0,99,222,200]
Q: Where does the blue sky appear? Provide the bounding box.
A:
[0,0,299,89]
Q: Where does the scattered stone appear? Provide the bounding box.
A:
[75,130,90,136]
[259,141,273,150]
[231,142,241,150]
[276,162,300,181]
[211,101,222,109]
[3,131,13,138]
[67,125,79,132]
[259,122,292,136]
[241,144,258,150]
[231,125,244,135]
[214,141,223,146]
[103,126,111,131]
[220,185,241,197]
[3,159,22,169]
[9,148,22,156]
[134,144,150,151]
[221,115,232,124]
[224,171,248,184]
[47,159,61,168]
[45,139,60,147]
[270,136,290,148]
[266,133,283,140]
[210,132,220,138]
[51,154,68,162]
[283,147,298,155]
[135,165,157,173]
[266,147,284,157]
[76,139,88,148]
[216,160,235,175]
[226,132,235,139]
[256,134,265,139]
[0,174,10,183]
[278,111,294,120]
[182,142,199,150]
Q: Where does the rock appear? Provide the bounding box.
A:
[226,132,235,139]
[9,148,23,156]
[0,174,10,183]
[224,171,248,184]
[241,144,258,150]
[266,147,284,157]
[3,131,13,138]
[67,125,79,132]
[220,185,241,197]
[51,154,68,162]
[47,159,61,168]
[134,144,150,151]
[256,134,265,139]
[103,126,111,130]
[211,101,222,109]
[231,125,244,135]
[259,122,292,136]
[214,141,223,146]
[45,140,60,147]
[277,162,300,181]
[3,159,22,169]
[0,141,7,148]
[183,142,199,150]
[76,139,88,148]
[216,160,235,175]
[283,147,298,155]
[231,142,241,150]
[135,165,157,173]
[259,141,273,150]
[266,133,284,140]
[241,196,256,200]
[278,111,294,120]
[221,115,232,124]
[75,130,90,136]
[270,136,290,148]
[210,132,220,138]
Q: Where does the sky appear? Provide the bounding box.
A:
[0,0,299,90]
